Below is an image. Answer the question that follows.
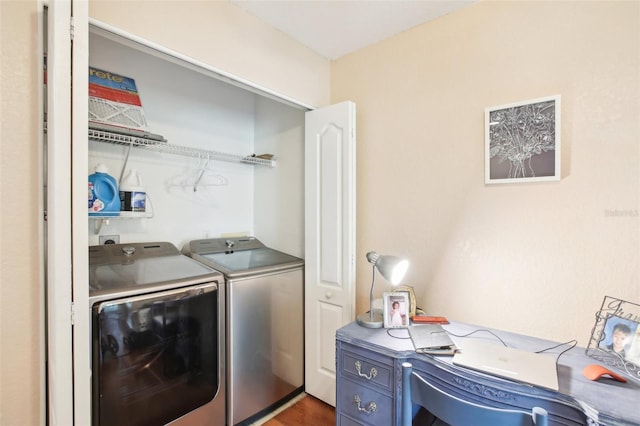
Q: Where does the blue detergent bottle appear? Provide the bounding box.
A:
[88,164,120,216]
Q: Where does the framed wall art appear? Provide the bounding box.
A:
[586,296,640,381]
[485,95,561,184]
[383,292,410,329]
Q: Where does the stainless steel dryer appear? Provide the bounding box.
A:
[182,237,304,426]
[89,242,226,426]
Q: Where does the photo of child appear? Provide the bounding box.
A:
[598,315,638,361]
[390,300,405,326]
[383,292,409,328]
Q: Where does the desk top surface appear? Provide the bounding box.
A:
[337,321,640,425]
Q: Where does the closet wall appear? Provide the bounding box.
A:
[89,30,306,256]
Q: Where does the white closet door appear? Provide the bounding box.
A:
[46,0,90,424]
[304,101,356,406]
[71,2,91,425]
[46,2,73,424]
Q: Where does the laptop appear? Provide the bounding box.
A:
[408,324,458,355]
[452,340,559,391]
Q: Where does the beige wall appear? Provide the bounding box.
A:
[332,0,639,344]
[2,0,639,423]
[89,0,331,108]
[0,1,44,425]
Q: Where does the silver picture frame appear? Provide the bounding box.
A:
[485,95,561,184]
[586,296,640,381]
[383,291,410,329]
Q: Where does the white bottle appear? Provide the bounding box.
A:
[119,169,146,212]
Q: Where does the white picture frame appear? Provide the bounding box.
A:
[383,291,410,329]
[485,95,561,184]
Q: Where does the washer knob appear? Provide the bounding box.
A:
[225,240,235,249]
[122,246,135,256]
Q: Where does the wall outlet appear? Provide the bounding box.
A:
[99,235,120,245]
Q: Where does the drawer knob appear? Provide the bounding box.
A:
[355,360,377,380]
[353,395,377,414]
[325,292,333,299]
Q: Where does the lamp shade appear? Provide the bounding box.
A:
[374,255,409,285]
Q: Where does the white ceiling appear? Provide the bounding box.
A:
[230,0,477,60]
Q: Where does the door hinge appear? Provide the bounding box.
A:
[70,302,75,325]
[70,17,75,40]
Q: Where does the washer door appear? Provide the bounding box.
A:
[92,282,220,426]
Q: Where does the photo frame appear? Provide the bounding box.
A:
[383,292,410,329]
[485,95,561,184]
[586,296,640,380]
[394,285,417,318]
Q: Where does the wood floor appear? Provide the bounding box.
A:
[258,394,335,426]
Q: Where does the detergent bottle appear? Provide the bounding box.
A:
[88,164,120,216]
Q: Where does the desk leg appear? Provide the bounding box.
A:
[401,362,412,426]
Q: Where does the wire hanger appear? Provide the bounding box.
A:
[193,154,211,192]
[166,154,229,193]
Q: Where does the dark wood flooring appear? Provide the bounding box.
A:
[260,395,335,425]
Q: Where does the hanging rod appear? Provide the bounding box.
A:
[88,129,276,167]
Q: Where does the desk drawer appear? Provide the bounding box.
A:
[338,377,393,426]
[337,413,367,426]
[341,347,393,392]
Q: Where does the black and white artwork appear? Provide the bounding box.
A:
[485,95,561,184]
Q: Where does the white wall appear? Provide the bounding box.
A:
[88,31,307,255]
[87,1,318,256]
[89,33,257,247]
[89,0,331,108]
[254,97,306,258]
[332,0,640,345]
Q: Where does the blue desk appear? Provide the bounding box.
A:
[336,321,639,425]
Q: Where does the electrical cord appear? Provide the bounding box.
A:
[447,329,578,363]
[386,328,411,339]
[535,339,578,363]
[446,329,509,347]
[387,325,579,366]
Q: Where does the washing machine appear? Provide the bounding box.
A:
[182,237,304,425]
[89,242,226,426]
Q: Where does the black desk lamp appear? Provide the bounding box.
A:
[357,251,409,328]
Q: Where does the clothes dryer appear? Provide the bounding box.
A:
[89,242,225,426]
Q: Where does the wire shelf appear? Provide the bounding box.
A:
[88,129,276,167]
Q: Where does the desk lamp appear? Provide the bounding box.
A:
[357,251,409,328]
